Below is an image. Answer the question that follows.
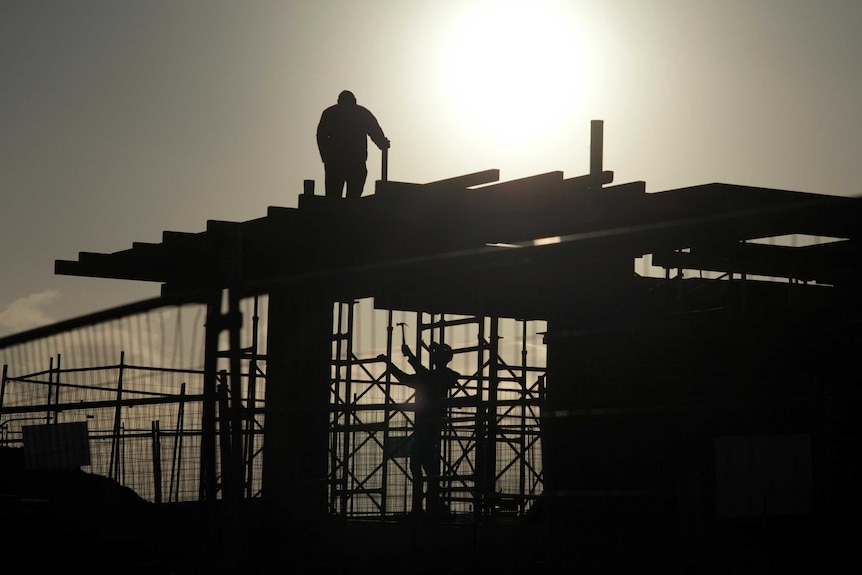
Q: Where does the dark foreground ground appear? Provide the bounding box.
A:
[1,450,853,574]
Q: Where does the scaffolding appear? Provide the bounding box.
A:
[327,297,546,521]
[1,290,547,523]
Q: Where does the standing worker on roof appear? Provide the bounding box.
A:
[317,90,390,199]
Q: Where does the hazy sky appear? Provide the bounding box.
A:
[1,0,860,336]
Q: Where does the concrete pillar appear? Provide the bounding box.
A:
[263,288,333,522]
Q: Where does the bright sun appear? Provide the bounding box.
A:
[442,1,588,146]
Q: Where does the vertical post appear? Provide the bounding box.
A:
[46,356,54,425]
[170,382,186,503]
[412,312,426,512]
[218,370,235,499]
[474,317,486,523]
[227,289,245,504]
[741,240,748,314]
[342,301,356,515]
[329,303,343,515]
[382,147,388,182]
[218,222,244,504]
[486,316,500,519]
[590,119,604,177]
[200,293,221,501]
[51,354,62,424]
[55,354,62,413]
[120,423,126,485]
[264,288,334,523]
[0,364,7,420]
[519,320,528,512]
[109,352,125,482]
[380,310,394,519]
[334,303,349,516]
[244,298,260,498]
[303,179,315,196]
[152,420,162,504]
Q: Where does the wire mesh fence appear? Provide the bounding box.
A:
[0,295,267,504]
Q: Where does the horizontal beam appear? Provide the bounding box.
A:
[0,292,213,349]
[424,168,500,189]
[652,240,859,283]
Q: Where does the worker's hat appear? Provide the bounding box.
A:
[429,342,454,364]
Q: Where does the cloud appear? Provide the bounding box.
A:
[0,290,59,335]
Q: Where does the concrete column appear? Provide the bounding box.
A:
[263,288,333,522]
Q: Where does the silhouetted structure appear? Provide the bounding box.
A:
[0,120,857,573]
[317,90,389,198]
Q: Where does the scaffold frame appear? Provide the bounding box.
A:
[327,297,546,521]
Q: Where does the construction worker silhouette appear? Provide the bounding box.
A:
[317,90,390,198]
[378,342,459,517]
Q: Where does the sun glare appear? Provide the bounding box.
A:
[442,1,587,146]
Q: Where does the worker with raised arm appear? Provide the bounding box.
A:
[378,341,459,517]
[317,90,390,199]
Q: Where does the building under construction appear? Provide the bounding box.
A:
[1,122,861,573]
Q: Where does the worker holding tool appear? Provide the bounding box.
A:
[316,90,390,199]
[378,341,460,518]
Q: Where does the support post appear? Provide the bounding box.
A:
[227,289,245,504]
[109,352,125,482]
[0,364,7,420]
[218,370,235,498]
[264,288,333,522]
[46,356,54,425]
[169,382,186,503]
[380,310,394,518]
[244,298,260,498]
[590,119,604,177]
[485,317,500,520]
[200,293,221,501]
[152,420,162,504]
